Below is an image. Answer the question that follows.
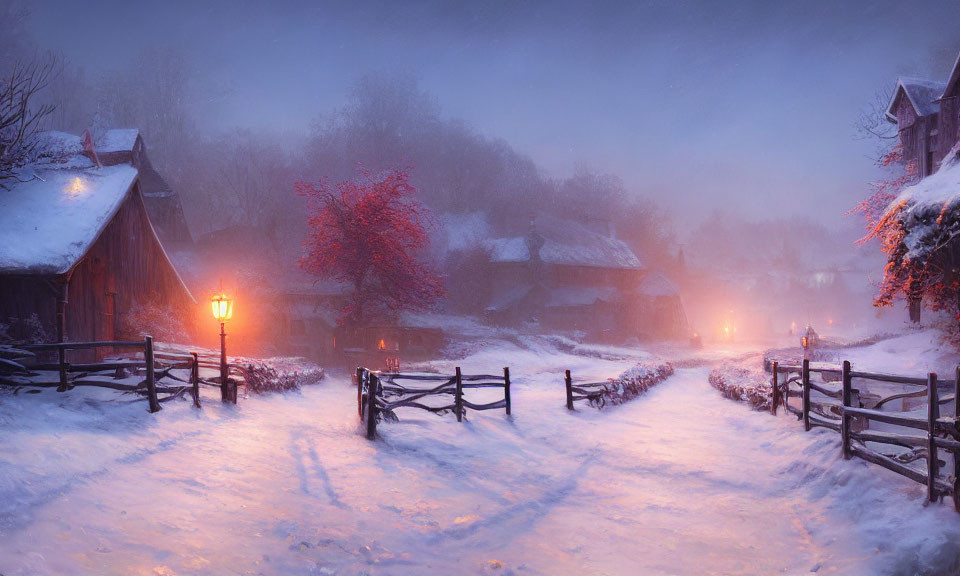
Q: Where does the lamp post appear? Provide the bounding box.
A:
[211,288,234,403]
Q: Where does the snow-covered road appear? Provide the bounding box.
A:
[1,344,959,575]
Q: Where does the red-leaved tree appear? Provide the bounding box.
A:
[297,167,444,323]
[847,144,927,312]
[848,144,919,245]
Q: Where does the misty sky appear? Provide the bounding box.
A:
[26,0,960,228]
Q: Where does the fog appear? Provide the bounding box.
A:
[4,0,960,352]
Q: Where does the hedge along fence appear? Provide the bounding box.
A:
[770,359,960,511]
[356,367,511,439]
[708,363,777,411]
[0,337,202,412]
[564,362,675,410]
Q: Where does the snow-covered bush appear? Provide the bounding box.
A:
[708,362,772,410]
[590,361,674,408]
[236,361,324,394]
[864,142,960,328]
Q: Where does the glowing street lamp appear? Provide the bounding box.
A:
[211,288,235,403]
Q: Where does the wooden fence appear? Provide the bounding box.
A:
[0,337,226,412]
[771,359,960,510]
[563,370,612,409]
[356,367,511,439]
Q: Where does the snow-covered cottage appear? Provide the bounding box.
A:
[886,52,960,178]
[0,131,195,346]
[483,218,688,340]
[880,53,960,321]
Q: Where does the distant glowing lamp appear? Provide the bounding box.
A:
[378,338,387,351]
[801,336,809,349]
[211,284,235,404]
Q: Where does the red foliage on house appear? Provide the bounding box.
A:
[297,167,444,323]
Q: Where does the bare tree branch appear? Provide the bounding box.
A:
[0,55,58,186]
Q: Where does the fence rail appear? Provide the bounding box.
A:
[356,366,511,439]
[770,359,960,511]
[0,337,214,412]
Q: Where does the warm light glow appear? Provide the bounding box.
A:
[65,177,87,195]
[801,336,809,349]
[211,293,234,321]
[378,338,386,351]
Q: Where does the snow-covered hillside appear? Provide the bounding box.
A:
[1,338,958,575]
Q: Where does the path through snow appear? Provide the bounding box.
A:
[1,347,959,575]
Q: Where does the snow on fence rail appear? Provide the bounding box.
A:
[769,359,960,511]
[355,367,511,439]
[563,362,675,410]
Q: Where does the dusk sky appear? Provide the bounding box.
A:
[27,0,960,228]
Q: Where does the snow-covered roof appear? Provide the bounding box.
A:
[486,237,529,263]
[33,131,83,159]
[0,164,139,274]
[885,78,946,122]
[97,129,140,154]
[486,220,642,270]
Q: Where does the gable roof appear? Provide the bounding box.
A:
[885,77,946,122]
[944,52,960,99]
[97,129,140,154]
[485,218,643,270]
[0,163,139,274]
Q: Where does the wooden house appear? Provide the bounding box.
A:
[941,54,960,160]
[483,217,688,341]
[886,53,960,178]
[885,78,946,177]
[0,131,195,347]
[883,53,960,322]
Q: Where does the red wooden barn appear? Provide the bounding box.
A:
[0,131,195,346]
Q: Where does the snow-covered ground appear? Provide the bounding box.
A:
[1,336,959,575]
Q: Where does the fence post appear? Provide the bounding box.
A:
[455,367,463,422]
[356,366,364,419]
[928,372,940,503]
[771,362,779,415]
[802,359,811,431]
[565,369,574,410]
[841,360,851,460]
[365,372,378,440]
[145,336,160,413]
[191,352,201,408]
[503,367,512,415]
[57,346,68,392]
[955,365,960,511]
